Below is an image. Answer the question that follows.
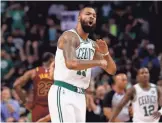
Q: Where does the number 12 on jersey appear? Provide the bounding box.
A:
[77,69,87,77]
[143,105,154,116]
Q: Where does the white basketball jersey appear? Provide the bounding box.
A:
[54,29,95,89]
[132,83,159,122]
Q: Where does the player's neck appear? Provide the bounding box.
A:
[139,82,150,89]
[75,24,89,40]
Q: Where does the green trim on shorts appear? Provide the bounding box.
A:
[57,87,63,122]
[54,80,85,94]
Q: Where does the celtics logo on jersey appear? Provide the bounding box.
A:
[77,47,95,60]
[138,95,157,116]
[76,46,95,77]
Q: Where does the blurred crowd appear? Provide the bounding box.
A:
[1,1,162,122]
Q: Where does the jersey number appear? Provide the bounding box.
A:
[143,105,154,116]
[38,82,52,96]
[77,69,87,77]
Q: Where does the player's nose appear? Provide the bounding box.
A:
[89,15,94,20]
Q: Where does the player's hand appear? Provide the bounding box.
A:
[96,39,109,54]
[23,98,33,112]
[24,103,32,112]
[152,111,161,119]
[99,60,107,68]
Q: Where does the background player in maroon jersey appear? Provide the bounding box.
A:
[13,52,54,122]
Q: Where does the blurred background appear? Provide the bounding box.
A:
[1,1,162,122]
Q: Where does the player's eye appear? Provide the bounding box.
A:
[86,13,91,15]
[93,14,96,18]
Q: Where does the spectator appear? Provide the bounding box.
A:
[6,3,25,34]
[44,16,59,54]
[1,23,9,38]
[23,55,38,70]
[118,48,128,72]
[138,38,149,59]
[103,73,131,122]
[11,89,27,116]
[101,3,112,19]
[141,44,160,83]
[25,24,39,60]
[1,49,15,87]
[1,87,20,122]
[119,23,136,57]
[48,4,66,20]
[125,59,136,85]
[119,23,136,42]
[86,85,107,122]
[101,18,118,37]
[132,48,141,72]
[109,48,119,63]
[2,35,19,60]
[158,52,162,78]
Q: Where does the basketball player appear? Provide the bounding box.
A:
[48,7,116,122]
[109,68,162,123]
[13,52,54,122]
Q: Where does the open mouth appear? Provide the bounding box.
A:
[88,21,93,26]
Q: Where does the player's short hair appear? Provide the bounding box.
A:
[137,67,149,75]
[42,52,54,63]
[79,6,96,16]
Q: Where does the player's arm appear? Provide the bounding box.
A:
[93,51,116,75]
[109,87,135,122]
[104,108,122,122]
[49,61,55,80]
[103,91,122,122]
[151,85,162,119]
[157,86,162,106]
[93,39,116,75]
[59,31,106,70]
[13,69,35,104]
[36,114,50,122]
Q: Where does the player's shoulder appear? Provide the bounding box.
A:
[60,29,79,43]
[25,68,36,75]
[58,29,80,49]
[24,68,37,79]
[133,83,139,87]
[150,83,157,88]
[133,83,140,89]
[61,29,78,38]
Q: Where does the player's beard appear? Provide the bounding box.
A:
[80,19,96,33]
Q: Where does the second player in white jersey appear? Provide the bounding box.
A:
[110,68,162,123]
[132,83,159,122]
